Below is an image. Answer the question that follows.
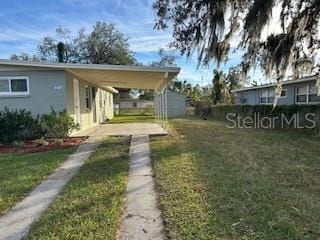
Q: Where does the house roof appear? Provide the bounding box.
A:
[233,75,318,93]
[0,59,180,91]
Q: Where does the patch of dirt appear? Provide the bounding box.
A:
[0,137,87,154]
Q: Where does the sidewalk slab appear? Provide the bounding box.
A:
[119,135,164,240]
[0,138,102,240]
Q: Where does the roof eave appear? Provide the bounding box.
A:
[233,75,318,93]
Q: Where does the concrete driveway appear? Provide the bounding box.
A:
[71,123,168,138]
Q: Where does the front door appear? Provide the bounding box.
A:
[73,79,81,126]
[92,87,97,123]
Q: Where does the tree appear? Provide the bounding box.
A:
[212,70,224,105]
[150,48,177,67]
[85,22,136,65]
[153,0,320,82]
[57,42,65,63]
[12,22,136,65]
[10,52,40,62]
[224,67,242,103]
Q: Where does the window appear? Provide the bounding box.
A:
[85,85,91,109]
[296,84,320,103]
[0,77,29,96]
[132,102,137,108]
[280,89,287,98]
[260,89,274,104]
[296,85,308,103]
[260,89,268,104]
[268,89,274,103]
[308,84,320,103]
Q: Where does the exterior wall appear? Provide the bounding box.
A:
[235,90,257,105]
[167,92,186,117]
[0,69,66,115]
[235,80,319,105]
[65,72,114,131]
[247,90,257,105]
[278,84,295,105]
[119,100,154,109]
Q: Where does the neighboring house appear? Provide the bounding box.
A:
[167,92,186,117]
[233,75,320,105]
[114,99,154,115]
[119,99,154,109]
[0,60,180,132]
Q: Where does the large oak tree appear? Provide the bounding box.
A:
[153,0,320,83]
[11,22,136,65]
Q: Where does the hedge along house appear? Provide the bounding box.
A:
[233,75,320,105]
[0,60,180,132]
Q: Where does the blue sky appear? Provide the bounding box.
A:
[0,0,264,86]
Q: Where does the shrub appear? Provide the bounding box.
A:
[54,139,64,146]
[40,108,78,138]
[11,140,26,147]
[34,137,49,146]
[0,107,78,144]
[195,104,320,133]
[0,107,40,143]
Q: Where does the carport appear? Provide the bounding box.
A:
[0,60,180,126]
[63,63,180,127]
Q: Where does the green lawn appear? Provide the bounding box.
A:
[0,148,76,215]
[150,118,320,240]
[27,137,130,240]
[110,114,155,123]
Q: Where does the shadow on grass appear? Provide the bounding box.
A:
[151,119,320,240]
[27,137,130,240]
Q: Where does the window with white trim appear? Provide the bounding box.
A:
[296,85,308,103]
[85,85,91,109]
[260,89,274,104]
[0,77,29,96]
[296,84,320,103]
[308,84,320,103]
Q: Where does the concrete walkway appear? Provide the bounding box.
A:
[71,123,168,138]
[119,135,164,240]
[0,138,102,240]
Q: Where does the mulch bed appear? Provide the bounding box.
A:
[0,137,88,154]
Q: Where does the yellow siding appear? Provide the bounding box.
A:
[65,72,114,132]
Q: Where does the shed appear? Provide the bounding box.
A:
[167,92,186,117]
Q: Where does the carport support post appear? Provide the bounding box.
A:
[154,72,169,128]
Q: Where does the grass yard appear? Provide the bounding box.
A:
[27,137,130,240]
[150,118,320,240]
[0,147,76,215]
[110,114,154,123]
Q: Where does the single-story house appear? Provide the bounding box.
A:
[0,60,179,132]
[118,99,154,109]
[114,99,154,115]
[233,75,320,105]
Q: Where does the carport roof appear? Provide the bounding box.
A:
[0,59,180,91]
